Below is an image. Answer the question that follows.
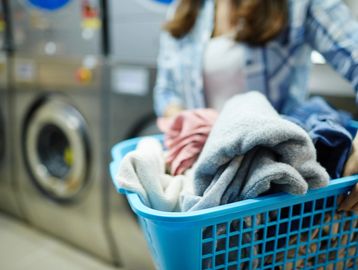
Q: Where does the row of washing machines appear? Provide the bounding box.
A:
[0,0,170,269]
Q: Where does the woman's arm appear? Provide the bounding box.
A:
[339,135,358,212]
[305,0,358,211]
[305,0,358,101]
[153,2,184,117]
[153,31,184,117]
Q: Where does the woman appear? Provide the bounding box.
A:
[153,0,358,211]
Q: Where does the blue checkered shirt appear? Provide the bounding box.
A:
[154,0,358,116]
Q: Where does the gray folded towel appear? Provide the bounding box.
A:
[183,92,329,211]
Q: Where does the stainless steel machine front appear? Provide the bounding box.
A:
[10,0,173,268]
[12,0,102,57]
[0,0,25,219]
[10,0,115,263]
[11,56,116,262]
[10,0,163,267]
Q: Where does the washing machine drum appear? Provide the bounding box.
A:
[24,98,90,202]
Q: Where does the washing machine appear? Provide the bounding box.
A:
[104,63,159,269]
[0,0,25,219]
[10,0,115,263]
[10,0,161,267]
[105,0,172,269]
[11,63,115,262]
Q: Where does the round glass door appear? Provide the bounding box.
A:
[24,98,90,201]
[37,124,71,180]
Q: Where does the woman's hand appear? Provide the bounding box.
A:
[339,134,358,212]
[343,134,358,177]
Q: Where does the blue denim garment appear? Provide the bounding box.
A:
[154,0,358,116]
[284,97,353,179]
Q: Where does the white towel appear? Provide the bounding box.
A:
[115,137,193,212]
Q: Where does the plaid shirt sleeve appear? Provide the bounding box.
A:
[153,4,184,116]
[153,31,184,116]
[305,0,358,101]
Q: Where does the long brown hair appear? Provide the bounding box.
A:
[164,0,288,45]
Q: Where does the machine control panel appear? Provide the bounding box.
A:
[11,0,102,57]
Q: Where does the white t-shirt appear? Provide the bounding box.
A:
[203,35,247,111]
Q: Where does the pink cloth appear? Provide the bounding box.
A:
[157,109,218,175]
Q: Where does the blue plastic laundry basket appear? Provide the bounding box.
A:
[110,125,358,270]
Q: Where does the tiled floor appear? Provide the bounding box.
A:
[0,213,121,270]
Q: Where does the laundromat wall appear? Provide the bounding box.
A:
[0,0,358,268]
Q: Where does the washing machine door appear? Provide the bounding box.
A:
[24,98,90,202]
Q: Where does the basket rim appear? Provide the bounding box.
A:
[121,176,358,223]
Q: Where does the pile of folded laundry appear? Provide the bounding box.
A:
[114,91,356,269]
[114,91,353,213]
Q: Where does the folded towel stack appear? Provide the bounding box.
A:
[116,92,330,213]
[182,92,330,211]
